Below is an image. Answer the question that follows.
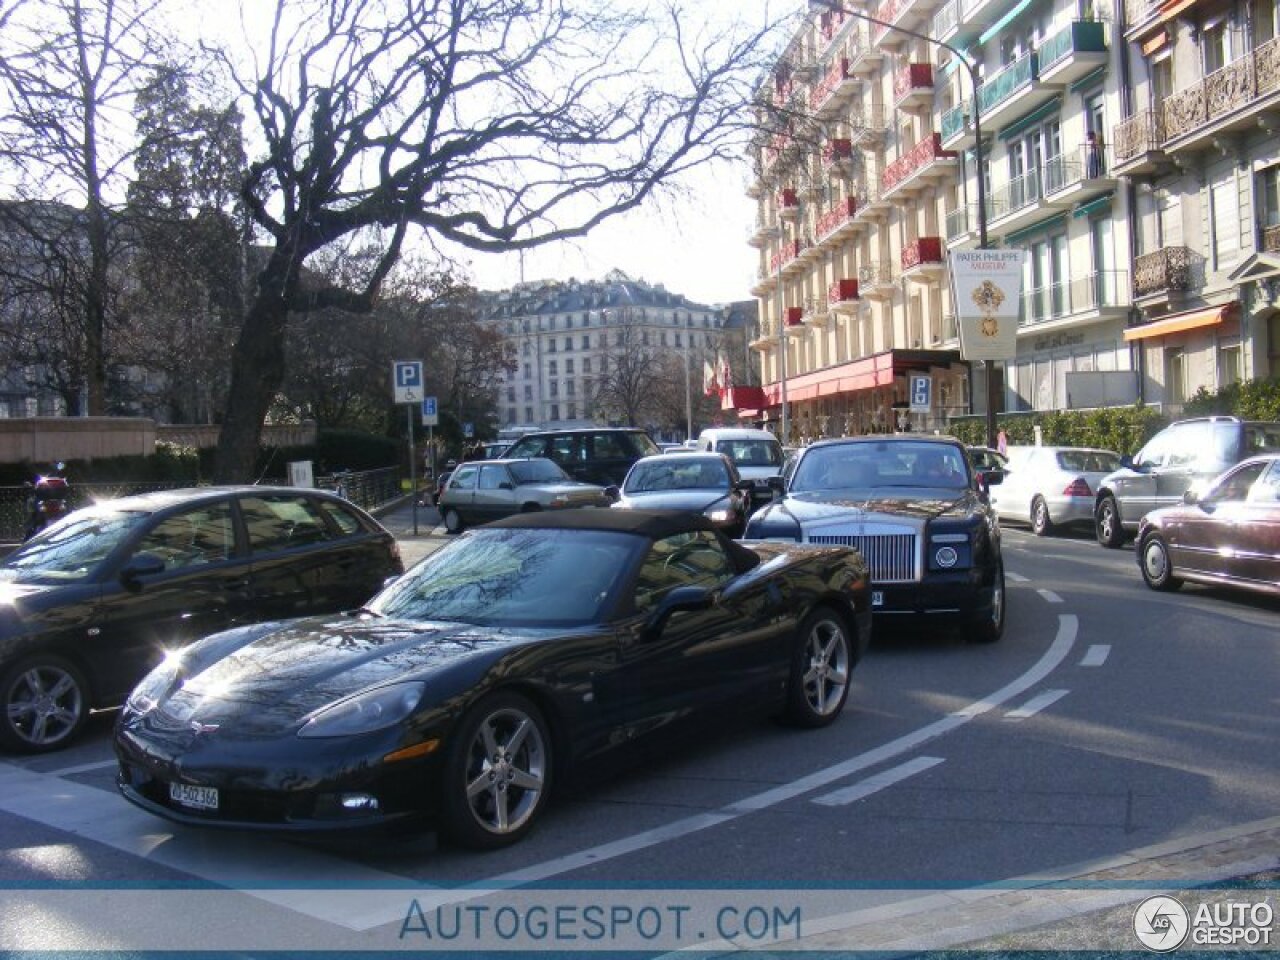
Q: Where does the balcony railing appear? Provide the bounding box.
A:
[829,278,860,304]
[933,0,959,37]
[945,203,992,240]
[859,261,896,288]
[1043,144,1110,191]
[819,6,850,48]
[882,133,956,192]
[1263,223,1280,253]
[815,196,859,240]
[941,101,971,142]
[785,306,805,326]
[1133,247,1194,297]
[893,63,934,103]
[873,0,909,41]
[990,167,1043,220]
[769,238,806,274]
[902,237,944,270]
[1124,0,1160,30]
[822,138,854,172]
[1021,270,1129,325]
[1037,20,1106,72]
[810,57,852,112]
[978,52,1037,116]
[1162,37,1280,141]
[850,105,889,142]
[1113,109,1164,164]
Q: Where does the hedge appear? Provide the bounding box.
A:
[1184,377,1280,420]
[946,405,1167,456]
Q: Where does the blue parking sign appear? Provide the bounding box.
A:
[393,360,424,403]
[909,375,932,412]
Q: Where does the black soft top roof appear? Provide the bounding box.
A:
[486,508,760,572]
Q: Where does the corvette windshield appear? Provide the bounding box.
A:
[371,528,638,625]
[791,442,970,492]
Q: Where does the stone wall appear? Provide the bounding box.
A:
[0,418,318,463]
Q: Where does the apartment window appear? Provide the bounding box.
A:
[1210,176,1240,269]
[548,339,557,352]
[567,380,576,397]
[550,381,559,398]
[581,334,590,349]
[550,404,560,421]
[1218,342,1243,387]
[507,408,516,425]
[568,404,577,419]
[1259,165,1280,231]
[564,337,573,351]
[1166,347,1187,404]
[524,385,533,401]
[564,359,573,375]
[1253,0,1278,43]
[1151,55,1174,108]
[583,357,592,373]
[524,406,533,422]
[522,341,531,357]
[1202,18,1231,75]
[675,333,683,347]
[507,387,515,403]
[548,360,558,376]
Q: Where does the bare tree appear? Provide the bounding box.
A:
[0,0,174,414]
[589,308,672,428]
[207,0,779,481]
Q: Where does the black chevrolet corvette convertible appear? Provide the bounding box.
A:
[115,510,871,848]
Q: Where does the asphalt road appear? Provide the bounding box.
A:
[0,517,1277,953]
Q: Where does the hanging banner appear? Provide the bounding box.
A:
[949,250,1026,361]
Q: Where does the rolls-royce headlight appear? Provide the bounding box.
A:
[928,532,973,571]
[935,546,958,568]
[297,682,425,738]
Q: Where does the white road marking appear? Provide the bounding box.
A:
[42,758,120,777]
[1006,571,1031,582]
[0,615,1080,933]
[1080,644,1111,667]
[811,756,945,807]
[1004,689,1070,721]
[1036,588,1064,604]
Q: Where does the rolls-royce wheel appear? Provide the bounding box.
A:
[969,562,1005,644]
[783,606,852,728]
[1095,496,1124,548]
[1030,496,1054,537]
[1139,533,1183,592]
[0,655,90,753]
[440,692,552,849]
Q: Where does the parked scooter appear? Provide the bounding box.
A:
[24,462,71,540]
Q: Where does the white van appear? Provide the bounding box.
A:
[696,428,784,501]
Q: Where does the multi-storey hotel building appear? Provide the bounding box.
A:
[734,0,1280,440]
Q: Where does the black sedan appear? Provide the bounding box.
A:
[1137,454,1280,596]
[612,453,752,535]
[745,436,1005,642]
[114,510,871,848]
[0,487,402,753]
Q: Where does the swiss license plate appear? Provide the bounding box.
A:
[871,590,884,608]
[169,782,219,811]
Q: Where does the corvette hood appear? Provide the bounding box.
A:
[160,615,537,731]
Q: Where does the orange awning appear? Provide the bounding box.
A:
[1123,302,1238,341]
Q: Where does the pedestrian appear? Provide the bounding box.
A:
[996,429,1008,456]
[1085,130,1103,179]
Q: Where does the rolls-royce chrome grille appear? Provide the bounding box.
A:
[807,533,918,583]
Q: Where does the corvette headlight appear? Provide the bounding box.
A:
[297,682,425,738]
[125,653,183,715]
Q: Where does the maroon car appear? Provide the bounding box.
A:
[1137,454,1280,596]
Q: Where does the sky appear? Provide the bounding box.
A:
[460,158,762,308]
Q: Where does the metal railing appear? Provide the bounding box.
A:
[1021,270,1129,325]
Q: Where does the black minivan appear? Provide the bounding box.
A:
[503,428,660,487]
[0,486,402,752]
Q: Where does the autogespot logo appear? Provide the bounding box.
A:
[1134,895,1191,952]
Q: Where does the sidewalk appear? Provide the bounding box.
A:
[372,495,448,568]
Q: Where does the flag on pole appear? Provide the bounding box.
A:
[702,360,718,396]
[718,353,733,394]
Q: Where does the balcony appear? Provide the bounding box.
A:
[1020,270,1130,330]
[769,238,808,275]
[881,133,958,200]
[850,105,889,146]
[804,296,831,328]
[845,22,883,76]
[932,0,960,41]
[871,0,938,49]
[748,215,780,248]
[809,57,857,117]
[1042,144,1118,204]
[778,188,800,220]
[1037,21,1107,86]
[901,237,945,281]
[944,202,991,248]
[817,6,851,56]
[859,261,897,299]
[853,176,892,220]
[785,306,805,327]
[1160,37,1280,152]
[940,100,976,151]
[959,0,1002,35]
[829,278,861,313]
[815,195,860,244]
[1112,109,1168,176]
[1124,0,1162,38]
[749,324,778,351]
[989,167,1068,236]
[978,52,1056,130]
[1133,247,1194,300]
[822,138,855,177]
[1263,224,1280,253]
[893,63,935,110]
[749,267,776,297]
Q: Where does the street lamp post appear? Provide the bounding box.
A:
[805,0,999,446]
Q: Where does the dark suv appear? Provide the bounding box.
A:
[1094,416,1280,547]
[502,428,660,488]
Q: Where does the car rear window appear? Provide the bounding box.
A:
[721,438,782,467]
[316,499,365,535]
[1056,451,1120,472]
[1244,423,1280,454]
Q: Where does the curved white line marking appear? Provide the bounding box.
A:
[480,615,1079,891]
[1005,688,1069,720]
[812,756,945,807]
[1037,588,1064,604]
[1006,571,1031,583]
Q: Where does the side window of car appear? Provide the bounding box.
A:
[134,502,235,571]
[549,435,580,464]
[1250,462,1280,501]
[451,465,480,490]
[591,433,627,459]
[1163,422,1209,469]
[316,499,364,535]
[240,496,332,553]
[632,531,735,612]
[1209,461,1268,502]
[1133,430,1172,469]
[506,437,546,459]
[478,465,508,490]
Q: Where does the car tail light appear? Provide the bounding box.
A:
[1063,477,1092,497]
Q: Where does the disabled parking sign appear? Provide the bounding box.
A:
[393,360,424,403]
